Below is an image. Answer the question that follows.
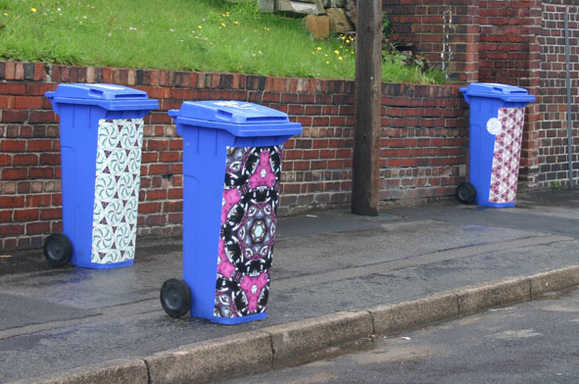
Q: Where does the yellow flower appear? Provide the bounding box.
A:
[325,60,330,64]
[338,56,343,61]
[2,12,7,16]
[197,25,203,30]
[225,11,230,17]
[30,7,37,13]
[316,46,322,51]
[233,20,239,25]
[334,49,340,55]
[221,22,226,28]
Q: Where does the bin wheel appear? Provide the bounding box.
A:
[160,279,192,318]
[43,234,73,267]
[456,182,476,204]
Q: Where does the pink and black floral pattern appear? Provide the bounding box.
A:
[214,145,282,319]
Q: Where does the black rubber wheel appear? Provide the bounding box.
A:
[43,233,73,267]
[160,279,192,318]
[456,182,477,204]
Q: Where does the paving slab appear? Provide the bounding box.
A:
[1,190,578,383]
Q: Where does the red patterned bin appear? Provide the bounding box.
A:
[458,83,535,207]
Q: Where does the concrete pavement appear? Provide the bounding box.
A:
[1,189,578,383]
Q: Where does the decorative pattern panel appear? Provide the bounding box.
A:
[91,118,144,264]
[489,108,525,204]
[214,146,283,319]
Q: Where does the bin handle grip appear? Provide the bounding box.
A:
[492,86,527,95]
[89,89,104,97]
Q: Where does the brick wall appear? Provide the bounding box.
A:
[477,0,543,188]
[379,84,467,205]
[383,0,480,83]
[385,0,579,190]
[537,1,579,186]
[0,62,467,252]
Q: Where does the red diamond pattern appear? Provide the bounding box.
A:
[489,108,525,204]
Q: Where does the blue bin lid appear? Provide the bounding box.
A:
[45,83,159,111]
[460,83,535,103]
[169,100,302,137]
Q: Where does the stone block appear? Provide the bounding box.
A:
[530,265,579,298]
[456,277,531,316]
[327,8,353,33]
[304,15,330,40]
[146,331,272,384]
[370,292,459,335]
[265,311,373,368]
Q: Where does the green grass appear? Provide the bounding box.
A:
[0,0,444,83]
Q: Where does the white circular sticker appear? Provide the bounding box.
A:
[486,118,502,135]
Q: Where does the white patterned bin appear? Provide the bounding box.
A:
[45,84,158,268]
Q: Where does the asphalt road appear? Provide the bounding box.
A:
[222,287,579,384]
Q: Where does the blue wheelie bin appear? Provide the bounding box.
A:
[45,84,158,268]
[458,83,535,207]
[162,100,302,325]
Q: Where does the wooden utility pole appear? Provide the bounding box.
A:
[352,0,382,216]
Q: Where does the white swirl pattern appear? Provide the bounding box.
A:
[91,118,144,264]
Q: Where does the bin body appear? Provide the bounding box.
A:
[461,83,535,207]
[170,101,302,324]
[46,84,158,268]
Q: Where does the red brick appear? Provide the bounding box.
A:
[145,215,166,226]
[13,154,38,166]
[0,83,27,94]
[142,152,158,163]
[0,96,13,108]
[29,111,57,123]
[51,193,62,206]
[17,182,30,194]
[39,153,60,166]
[168,213,183,224]
[0,140,26,152]
[0,210,12,223]
[167,188,183,199]
[26,221,50,234]
[146,189,168,200]
[169,139,183,150]
[2,168,27,180]
[0,224,25,236]
[168,164,182,174]
[2,110,27,123]
[148,164,170,175]
[294,161,310,170]
[13,96,43,109]
[14,209,39,222]
[149,113,171,124]
[27,140,53,151]
[28,168,54,178]
[163,201,183,212]
[0,154,11,166]
[40,208,61,220]
[284,150,303,160]
[138,202,162,214]
[26,194,52,207]
[146,139,169,151]
[159,152,180,162]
